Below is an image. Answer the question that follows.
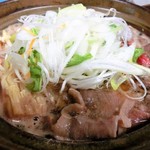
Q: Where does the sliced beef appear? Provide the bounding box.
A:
[52,88,139,140]
[79,89,129,119]
[128,94,150,125]
[70,115,119,140]
[52,103,119,140]
[50,114,71,140]
[128,108,150,125]
[52,103,85,140]
[118,98,135,128]
[68,88,85,106]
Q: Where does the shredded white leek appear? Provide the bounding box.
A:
[2,4,150,100]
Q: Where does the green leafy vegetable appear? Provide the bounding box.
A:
[110,24,117,28]
[102,40,106,46]
[18,47,25,55]
[26,77,42,92]
[31,28,40,36]
[133,48,144,62]
[110,73,127,90]
[28,50,42,65]
[109,23,122,32]
[30,66,42,77]
[67,53,92,67]
[27,50,42,92]
[65,41,74,50]
[88,36,99,44]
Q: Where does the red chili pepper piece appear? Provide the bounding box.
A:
[137,53,150,67]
